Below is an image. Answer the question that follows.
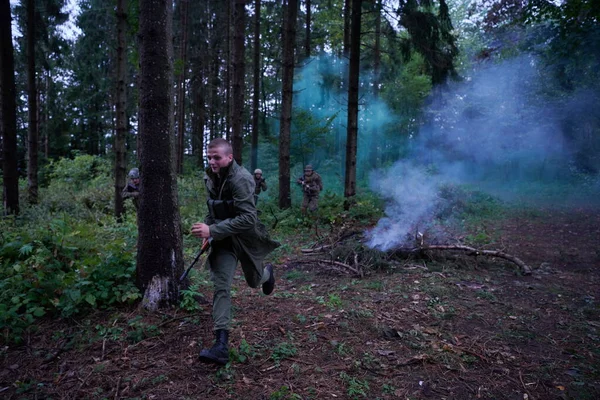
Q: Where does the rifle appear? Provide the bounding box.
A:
[179,238,212,282]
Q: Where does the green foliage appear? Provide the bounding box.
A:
[0,210,140,343]
[179,283,205,312]
[269,385,302,400]
[271,341,298,363]
[126,316,160,344]
[340,372,370,399]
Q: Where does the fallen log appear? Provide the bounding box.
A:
[414,244,532,275]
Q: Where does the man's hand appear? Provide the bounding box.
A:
[191,223,211,239]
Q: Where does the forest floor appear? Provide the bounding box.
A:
[1,206,599,400]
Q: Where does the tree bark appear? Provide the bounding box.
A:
[175,0,188,175]
[26,0,38,204]
[369,0,381,171]
[225,0,232,141]
[232,0,246,165]
[305,0,311,58]
[342,0,350,58]
[114,0,128,220]
[1,0,19,215]
[278,0,298,209]
[250,0,261,172]
[137,0,184,310]
[344,0,361,208]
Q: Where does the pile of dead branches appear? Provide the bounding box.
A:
[298,227,533,277]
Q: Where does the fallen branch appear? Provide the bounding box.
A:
[301,245,332,254]
[316,259,361,276]
[417,244,532,275]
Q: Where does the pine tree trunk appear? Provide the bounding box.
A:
[225,0,232,141]
[191,79,206,168]
[1,0,19,215]
[232,0,246,165]
[250,0,261,172]
[114,0,128,220]
[305,0,311,58]
[279,0,297,209]
[26,0,38,204]
[137,0,184,310]
[369,0,381,171]
[344,0,361,208]
[175,0,188,175]
[342,0,350,58]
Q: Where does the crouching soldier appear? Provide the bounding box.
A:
[191,138,280,365]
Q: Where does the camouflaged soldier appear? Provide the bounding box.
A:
[191,138,280,365]
[296,165,323,213]
[122,168,140,210]
[253,169,267,204]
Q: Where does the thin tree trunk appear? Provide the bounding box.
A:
[305,0,311,58]
[231,0,245,164]
[251,0,261,172]
[344,0,361,208]
[369,0,381,171]
[191,79,206,168]
[44,72,49,158]
[26,0,38,204]
[342,0,350,58]
[176,0,188,175]
[278,0,297,209]
[1,0,19,215]
[114,0,128,220]
[225,0,232,141]
[137,0,184,310]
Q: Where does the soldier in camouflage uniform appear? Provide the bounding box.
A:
[253,168,267,205]
[191,138,280,365]
[122,168,140,210]
[296,165,323,213]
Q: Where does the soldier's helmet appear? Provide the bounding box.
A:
[304,165,313,172]
[254,169,262,175]
[128,168,140,179]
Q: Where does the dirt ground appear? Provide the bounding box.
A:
[1,207,599,399]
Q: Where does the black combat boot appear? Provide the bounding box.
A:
[262,263,275,295]
[199,329,229,365]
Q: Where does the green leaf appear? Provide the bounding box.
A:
[19,244,34,256]
[32,307,46,317]
[85,294,97,306]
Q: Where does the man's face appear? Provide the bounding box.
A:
[132,177,140,186]
[304,169,313,176]
[207,145,233,175]
[254,173,262,179]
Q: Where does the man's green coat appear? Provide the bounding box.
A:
[204,161,280,284]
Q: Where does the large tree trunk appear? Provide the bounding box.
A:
[114,0,128,220]
[1,0,19,215]
[232,0,246,165]
[250,0,261,172]
[344,0,361,208]
[175,0,188,175]
[26,0,38,204]
[137,0,184,310]
[278,0,298,209]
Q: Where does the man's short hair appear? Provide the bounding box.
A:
[207,138,233,155]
